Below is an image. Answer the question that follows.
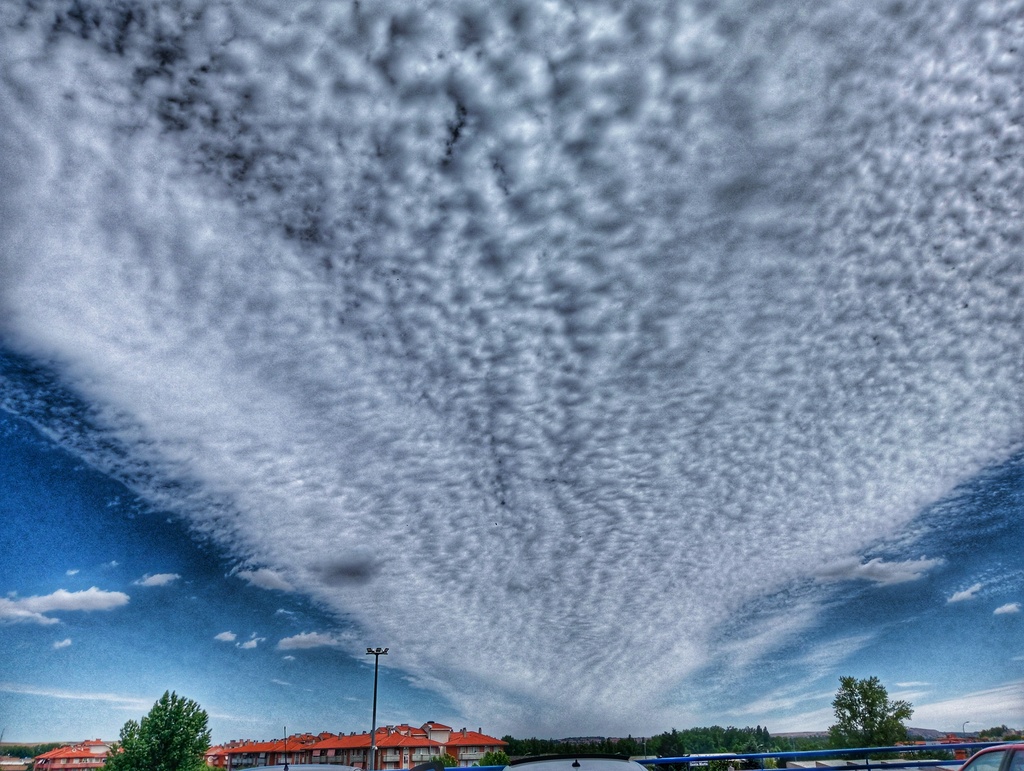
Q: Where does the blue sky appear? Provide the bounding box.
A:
[2,0,1024,746]
[0,400,447,742]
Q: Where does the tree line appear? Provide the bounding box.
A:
[502,725,774,758]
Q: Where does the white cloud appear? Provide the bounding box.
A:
[271,679,291,686]
[994,603,1021,615]
[52,638,72,649]
[948,584,984,603]
[912,682,1024,729]
[729,688,835,718]
[65,569,79,576]
[815,557,943,586]
[277,632,346,651]
[134,573,181,587]
[0,588,129,624]
[3,0,1024,736]
[896,681,931,688]
[282,655,296,661]
[238,634,266,650]
[214,631,237,642]
[0,682,150,710]
[755,704,837,734]
[236,569,294,593]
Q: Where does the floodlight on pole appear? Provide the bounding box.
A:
[963,721,971,736]
[367,647,389,771]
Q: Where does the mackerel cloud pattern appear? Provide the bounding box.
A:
[1,0,1023,731]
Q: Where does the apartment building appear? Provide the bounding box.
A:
[33,740,111,769]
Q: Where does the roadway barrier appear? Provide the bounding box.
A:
[636,742,1012,771]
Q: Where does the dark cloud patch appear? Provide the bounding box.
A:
[318,555,381,588]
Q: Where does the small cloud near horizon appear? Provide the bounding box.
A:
[0,587,129,625]
[238,634,266,649]
[994,603,1020,615]
[277,631,345,650]
[134,573,181,587]
[214,631,237,642]
[948,584,983,603]
[52,638,72,649]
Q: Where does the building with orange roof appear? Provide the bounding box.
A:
[307,730,373,767]
[33,740,111,769]
[217,733,323,768]
[443,727,507,767]
[210,722,506,768]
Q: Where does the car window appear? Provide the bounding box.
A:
[963,750,1007,771]
[1009,751,1024,771]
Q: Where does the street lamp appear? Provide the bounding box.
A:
[963,721,971,737]
[367,647,389,771]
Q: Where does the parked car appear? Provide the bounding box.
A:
[959,745,1024,771]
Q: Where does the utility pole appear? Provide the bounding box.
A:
[367,647,389,771]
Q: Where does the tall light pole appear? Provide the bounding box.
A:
[367,647,389,771]
[963,721,971,737]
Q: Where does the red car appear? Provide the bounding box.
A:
[960,745,1024,771]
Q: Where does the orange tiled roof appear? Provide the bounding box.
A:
[310,732,374,750]
[35,743,109,760]
[220,733,321,755]
[445,730,507,747]
[378,733,444,749]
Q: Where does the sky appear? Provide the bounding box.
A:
[1,0,1023,746]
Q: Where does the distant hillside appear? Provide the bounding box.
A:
[772,728,967,740]
[907,728,971,740]
[771,732,829,739]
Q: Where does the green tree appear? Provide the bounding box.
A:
[978,726,1010,739]
[828,676,913,748]
[478,750,511,766]
[104,691,211,771]
[439,753,459,767]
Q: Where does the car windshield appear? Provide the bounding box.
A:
[963,751,1008,771]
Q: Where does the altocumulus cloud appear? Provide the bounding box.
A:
[994,603,1021,615]
[214,631,237,642]
[2,0,1024,733]
[0,588,129,625]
